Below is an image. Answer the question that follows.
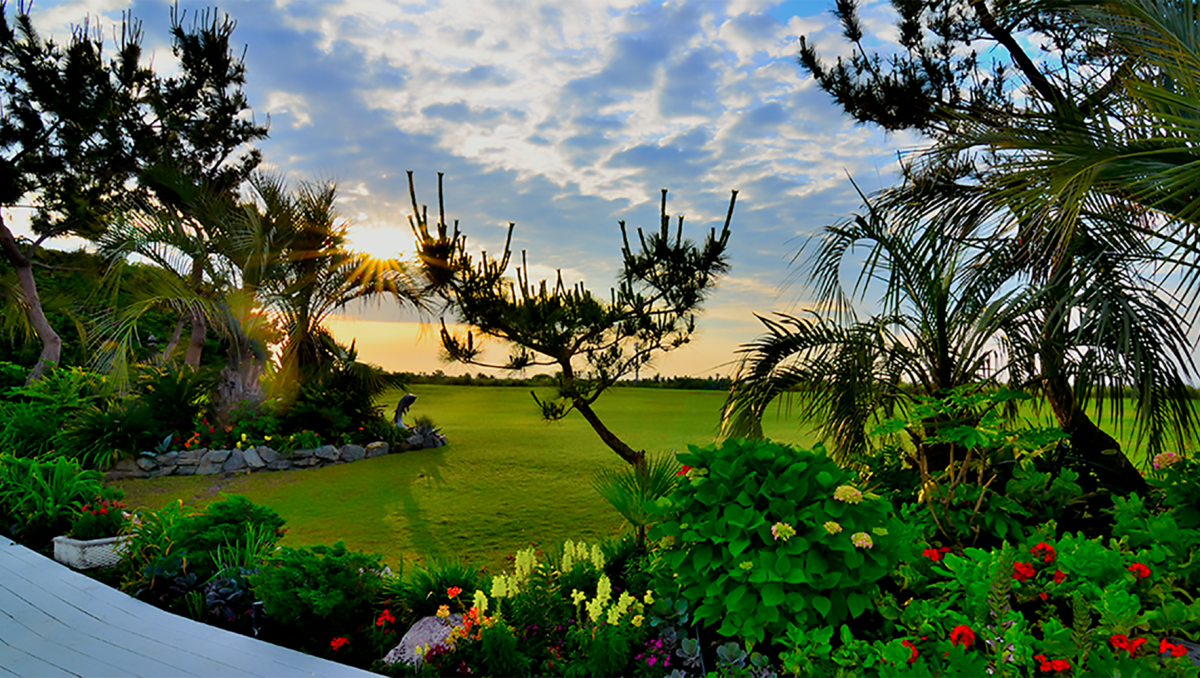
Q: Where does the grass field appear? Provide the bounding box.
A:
[111,385,821,572]
[109,385,1157,572]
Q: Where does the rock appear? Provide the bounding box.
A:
[293,456,320,468]
[267,460,292,471]
[136,456,158,472]
[339,444,366,463]
[196,449,231,475]
[175,465,197,476]
[104,458,146,481]
[291,448,314,459]
[384,614,462,667]
[150,465,177,478]
[314,445,339,461]
[1167,637,1200,667]
[222,449,247,473]
[365,442,389,458]
[176,448,204,465]
[242,447,265,469]
[406,434,423,447]
[157,451,179,467]
[423,435,446,449]
[257,446,279,464]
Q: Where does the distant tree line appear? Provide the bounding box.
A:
[393,370,732,391]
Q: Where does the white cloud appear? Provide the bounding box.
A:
[264,91,313,128]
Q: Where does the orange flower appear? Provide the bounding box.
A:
[447,586,463,599]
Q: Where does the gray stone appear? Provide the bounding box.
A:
[149,465,177,478]
[314,445,339,461]
[293,456,320,468]
[135,456,158,472]
[175,464,197,476]
[222,449,247,473]
[291,447,314,459]
[365,441,389,458]
[423,435,446,449]
[267,460,293,471]
[157,451,179,467]
[339,444,366,463]
[242,447,265,469]
[406,434,423,446]
[104,458,146,481]
[196,449,231,475]
[384,614,462,667]
[257,446,279,464]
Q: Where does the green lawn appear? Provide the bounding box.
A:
[111,385,819,572]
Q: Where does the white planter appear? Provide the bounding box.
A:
[52,535,130,570]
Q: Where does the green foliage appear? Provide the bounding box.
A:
[0,361,26,390]
[69,488,127,540]
[0,366,106,458]
[119,500,191,599]
[591,452,681,547]
[1151,457,1200,529]
[59,398,160,468]
[172,495,285,581]
[394,557,486,619]
[250,541,388,645]
[134,363,211,437]
[0,454,103,546]
[282,340,396,441]
[649,438,918,644]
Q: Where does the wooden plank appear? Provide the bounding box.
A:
[0,541,381,677]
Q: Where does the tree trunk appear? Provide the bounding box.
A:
[0,218,61,383]
[1043,372,1148,494]
[573,398,645,467]
[211,337,263,428]
[184,307,206,368]
[158,312,187,363]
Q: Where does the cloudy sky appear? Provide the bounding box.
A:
[26,0,924,376]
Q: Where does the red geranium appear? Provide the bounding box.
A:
[376,609,395,626]
[330,637,349,651]
[1110,634,1147,657]
[676,465,692,476]
[1127,563,1151,580]
[1030,542,1056,563]
[900,639,918,664]
[949,625,974,648]
[1034,654,1071,673]
[1161,638,1189,658]
[1013,561,1036,582]
[1053,569,1066,584]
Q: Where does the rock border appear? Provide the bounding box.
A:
[105,433,446,481]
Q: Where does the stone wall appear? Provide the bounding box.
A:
[105,434,442,481]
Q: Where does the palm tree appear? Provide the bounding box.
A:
[721,181,1017,466]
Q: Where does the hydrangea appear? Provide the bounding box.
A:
[1153,451,1183,470]
[823,521,843,535]
[771,522,796,541]
[833,485,864,504]
[851,532,873,548]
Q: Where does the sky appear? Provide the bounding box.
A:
[18,0,926,377]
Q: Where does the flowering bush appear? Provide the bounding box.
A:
[69,494,128,540]
[649,438,919,643]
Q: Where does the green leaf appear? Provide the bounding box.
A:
[726,583,748,611]
[812,595,831,617]
[847,592,867,618]
[692,543,713,572]
[762,582,785,607]
[805,549,828,575]
[729,534,751,557]
[816,470,833,488]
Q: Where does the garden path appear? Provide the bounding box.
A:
[0,539,381,677]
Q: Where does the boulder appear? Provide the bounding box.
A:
[365,441,389,458]
[176,448,204,465]
[135,456,158,472]
[339,444,366,463]
[196,449,231,475]
[222,449,247,473]
[157,451,180,467]
[314,445,339,461]
[242,447,265,469]
[291,447,315,459]
[104,458,146,481]
[257,446,279,464]
[406,434,423,447]
[423,435,446,449]
[293,456,320,468]
[384,614,462,667]
[175,465,197,476]
[267,460,293,471]
[150,465,177,478]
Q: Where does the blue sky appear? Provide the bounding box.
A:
[26,0,924,376]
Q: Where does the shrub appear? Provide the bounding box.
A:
[172,495,286,581]
[0,455,103,547]
[250,541,388,649]
[69,488,128,540]
[649,438,919,644]
[59,398,160,468]
[135,363,212,438]
[395,556,486,619]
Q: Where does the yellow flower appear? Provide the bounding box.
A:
[264,435,272,442]
[571,589,586,605]
[643,591,654,606]
[473,589,488,616]
[436,605,450,618]
[631,614,644,627]
[738,561,753,570]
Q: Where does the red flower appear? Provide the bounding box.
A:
[900,639,918,664]
[1034,654,1071,673]
[376,609,395,626]
[1110,634,1147,657]
[1128,563,1151,580]
[1161,638,1189,658]
[949,625,974,648]
[676,465,692,476]
[1038,592,1048,601]
[1012,561,1036,582]
[1030,542,1056,563]
[1053,569,1066,584]
[447,586,463,599]
[330,637,349,651]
